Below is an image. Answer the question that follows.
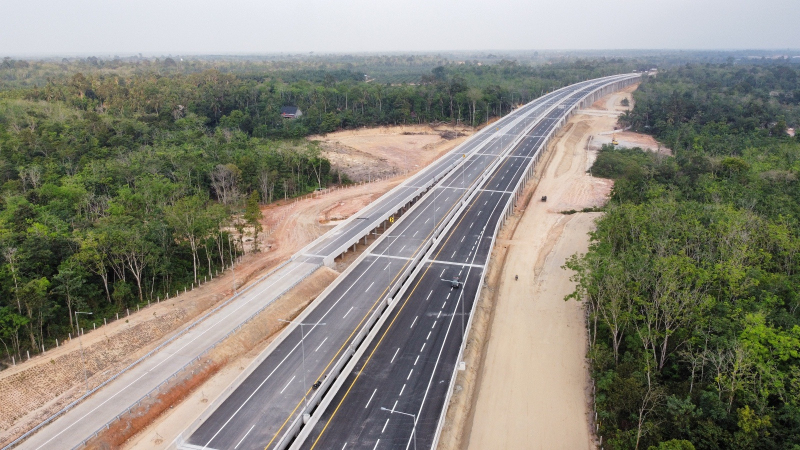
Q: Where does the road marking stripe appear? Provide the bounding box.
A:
[343,306,354,319]
[234,425,256,449]
[315,337,328,352]
[410,316,418,329]
[365,389,377,408]
[390,348,400,364]
[365,281,375,292]
[308,114,536,448]
[280,376,296,394]
[414,356,419,366]
[382,418,390,433]
[400,384,406,396]
[425,259,485,269]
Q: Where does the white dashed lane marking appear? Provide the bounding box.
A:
[280,376,295,394]
[315,337,328,352]
[365,388,377,408]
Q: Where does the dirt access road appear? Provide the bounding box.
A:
[0,125,472,448]
[438,85,648,450]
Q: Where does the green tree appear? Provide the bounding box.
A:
[166,195,211,284]
[51,258,86,334]
[19,277,50,349]
[0,306,28,359]
[244,191,263,253]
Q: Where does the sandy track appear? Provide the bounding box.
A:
[465,115,602,450]
[437,87,648,450]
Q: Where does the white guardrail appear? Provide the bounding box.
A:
[276,76,635,450]
[276,91,551,450]
[6,80,569,450]
[3,74,634,450]
[174,80,568,450]
[72,260,323,449]
[298,76,600,269]
[2,257,303,450]
[429,74,641,450]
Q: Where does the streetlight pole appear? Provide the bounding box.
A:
[380,407,417,450]
[462,154,466,189]
[432,186,436,239]
[279,319,326,409]
[75,311,92,393]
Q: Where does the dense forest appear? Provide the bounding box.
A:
[1,55,643,137]
[568,64,800,449]
[0,55,654,366]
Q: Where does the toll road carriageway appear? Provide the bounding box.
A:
[296,74,639,450]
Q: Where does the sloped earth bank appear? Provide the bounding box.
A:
[438,87,648,450]
[0,123,464,447]
[105,267,339,450]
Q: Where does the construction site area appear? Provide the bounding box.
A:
[0,82,664,450]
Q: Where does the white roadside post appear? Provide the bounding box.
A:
[75,310,93,393]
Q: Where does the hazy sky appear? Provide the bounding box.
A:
[2,0,799,56]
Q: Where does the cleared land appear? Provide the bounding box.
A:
[311,124,474,182]
[438,86,657,450]
[0,125,466,448]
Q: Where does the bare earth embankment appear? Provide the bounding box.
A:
[311,124,474,182]
[0,124,472,448]
[438,86,659,450]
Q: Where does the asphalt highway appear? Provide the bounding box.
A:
[11,75,631,450]
[181,75,633,450]
[300,76,636,450]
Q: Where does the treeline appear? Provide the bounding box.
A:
[0,58,644,139]
[568,65,800,449]
[0,91,335,364]
[0,56,642,366]
[620,63,800,154]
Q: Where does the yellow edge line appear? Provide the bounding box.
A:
[264,160,488,449]
[310,154,513,448]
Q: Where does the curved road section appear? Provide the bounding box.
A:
[179,74,637,450]
[12,81,567,450]
[298,74,639,450]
